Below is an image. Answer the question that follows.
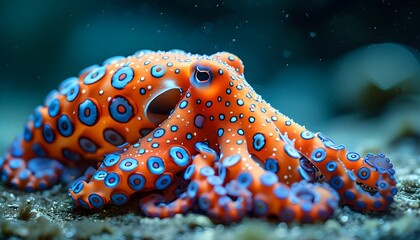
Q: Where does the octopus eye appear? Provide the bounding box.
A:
[191,66,212,88]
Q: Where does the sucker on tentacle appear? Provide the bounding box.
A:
[1,50,397,223]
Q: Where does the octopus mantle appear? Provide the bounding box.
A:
[0,50,397,223]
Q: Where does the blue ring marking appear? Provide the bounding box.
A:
[48,98,60,118]
[346,152,360,161]
[214,185,227,195]
[133,143,140,148]
[42,124,55,143]
[198,196,210,210]
[279,208,295,222]
[253,133,266,151]
[184,164,196,180]
[179,100,188,109]
[330,176,344,190]
[109,96,134,123]
[103,128,125,146]
[57,114,74,137]
[104,172,120,188]
[187,181,199,198]
[111,66,134,89]
[32,144,46,157]
[104,153,120,167]
[9,158,23,170]
[217,128,224,137]
[237,129,244,135]
[284,144,300,158]
[128,173,146,191]
[18,169,30,181]
[147,156,164,175]
[103,56,125,65]
[378,180,389,191]
[326,161,338,172]
[218,165,226,180]
[237,99,244,106]
[219,114,225,120]
[88,193,105,208]
[11,139,23,157]
[150,65,166,78]
[311,148,327,162]
[237,172,253,188]
[200,166,215,177]
[300,131,314,140]
[77,198,90,209]
[190,66,212,88]
[119,158,138,172]
[274,185,289,199]
[153,128,165,138]
[254,199,268,216]
[169,146,190,167]
[260,172,278,186]
[230,116,237,123]
[71,181,84,194]
[170,125,178,132]
[65,82,80,102]
[155,174,172,190]
[264,158,279,173]
[357,167,371,180]
[343,190,355,201]
[391,187,398,196]
[139,88,146,95]
[186,133,193,140]
[33,106,43,128]
[58,77,78,92]
[355,201,366,209]
[78,64,99,76]
[78,99,99,126]
[84,66,106,85]
[78,137,98,153]
[194,114,206,129]
[111,192,129,205]
[92,170,107,181]
[223,154,241,168]
[24,125,32,141]
[373,200,382,209]
[151,142,159,148]
[208,176,223,186]
[205,101,212,108]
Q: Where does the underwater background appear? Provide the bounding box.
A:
[0,1,419,239]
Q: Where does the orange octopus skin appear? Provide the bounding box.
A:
[0,50,397,223]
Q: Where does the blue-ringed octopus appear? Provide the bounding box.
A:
[0,50,397,223]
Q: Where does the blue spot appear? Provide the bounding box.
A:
[58,77,78,92]
[147,157,164,175]
[140,88,146,95]
[151,142,159,148]
[357,167,371,180]
[32,144,46,157]
[194,114,206,128]
[42,124,55,143]
[249,116,255,123]
[78,64,99,76]
[18,169,30,181]
[198,196,210,210]
[151,65,166,78]
[9,158,23,170]
[57,114,74,137]
[78,99,98,126]
[230,116,237,123]
[104,153,120,167]
[187,181,199,198]
[111,192,129,205]
[71,181,84,194]
[184,164,196,180]
[343,190,355,201]
[170,125,178,132]
[217,128,224,137]
[104,172,120,188]
[330,176,344,190]
[237,99,244,106]
[78,198,89,208]
[237,172,253,188]
[274,185,289,199]
[63,82,80,102]
[88,194,104,208]
[254,199,268,216]
[260,172,278,186]
[24,125,32,141]
[373,200,382,209]
[200,166,215,177]
[92,170,107,181]
[186,133,193,140]
[300,131,314,140]
[311,148,327,162]
[84,66,106,85]
[179,100,188,109]
[109,97,134,123]
[326,161,337,172]
[206,101,212,108]
[265,158,279,173]
[128,173,146,191]
[119,158,138,172]
[112,66,134,89]
[355,201,366,209]
[155,174,172,190]
[346,152,360,161]
[284,144,300,158]
[237,129,244,135]
[169,146,190,167]
[153,128,165,138]
[78,137,98,153]
[48,99,60,117]
[253,133,266,151]
[208,176,223,186]
[223,155,241,168]
[103,128,125,146]
[33,106,43,128]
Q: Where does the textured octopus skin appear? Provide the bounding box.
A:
[0,50,397,223]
